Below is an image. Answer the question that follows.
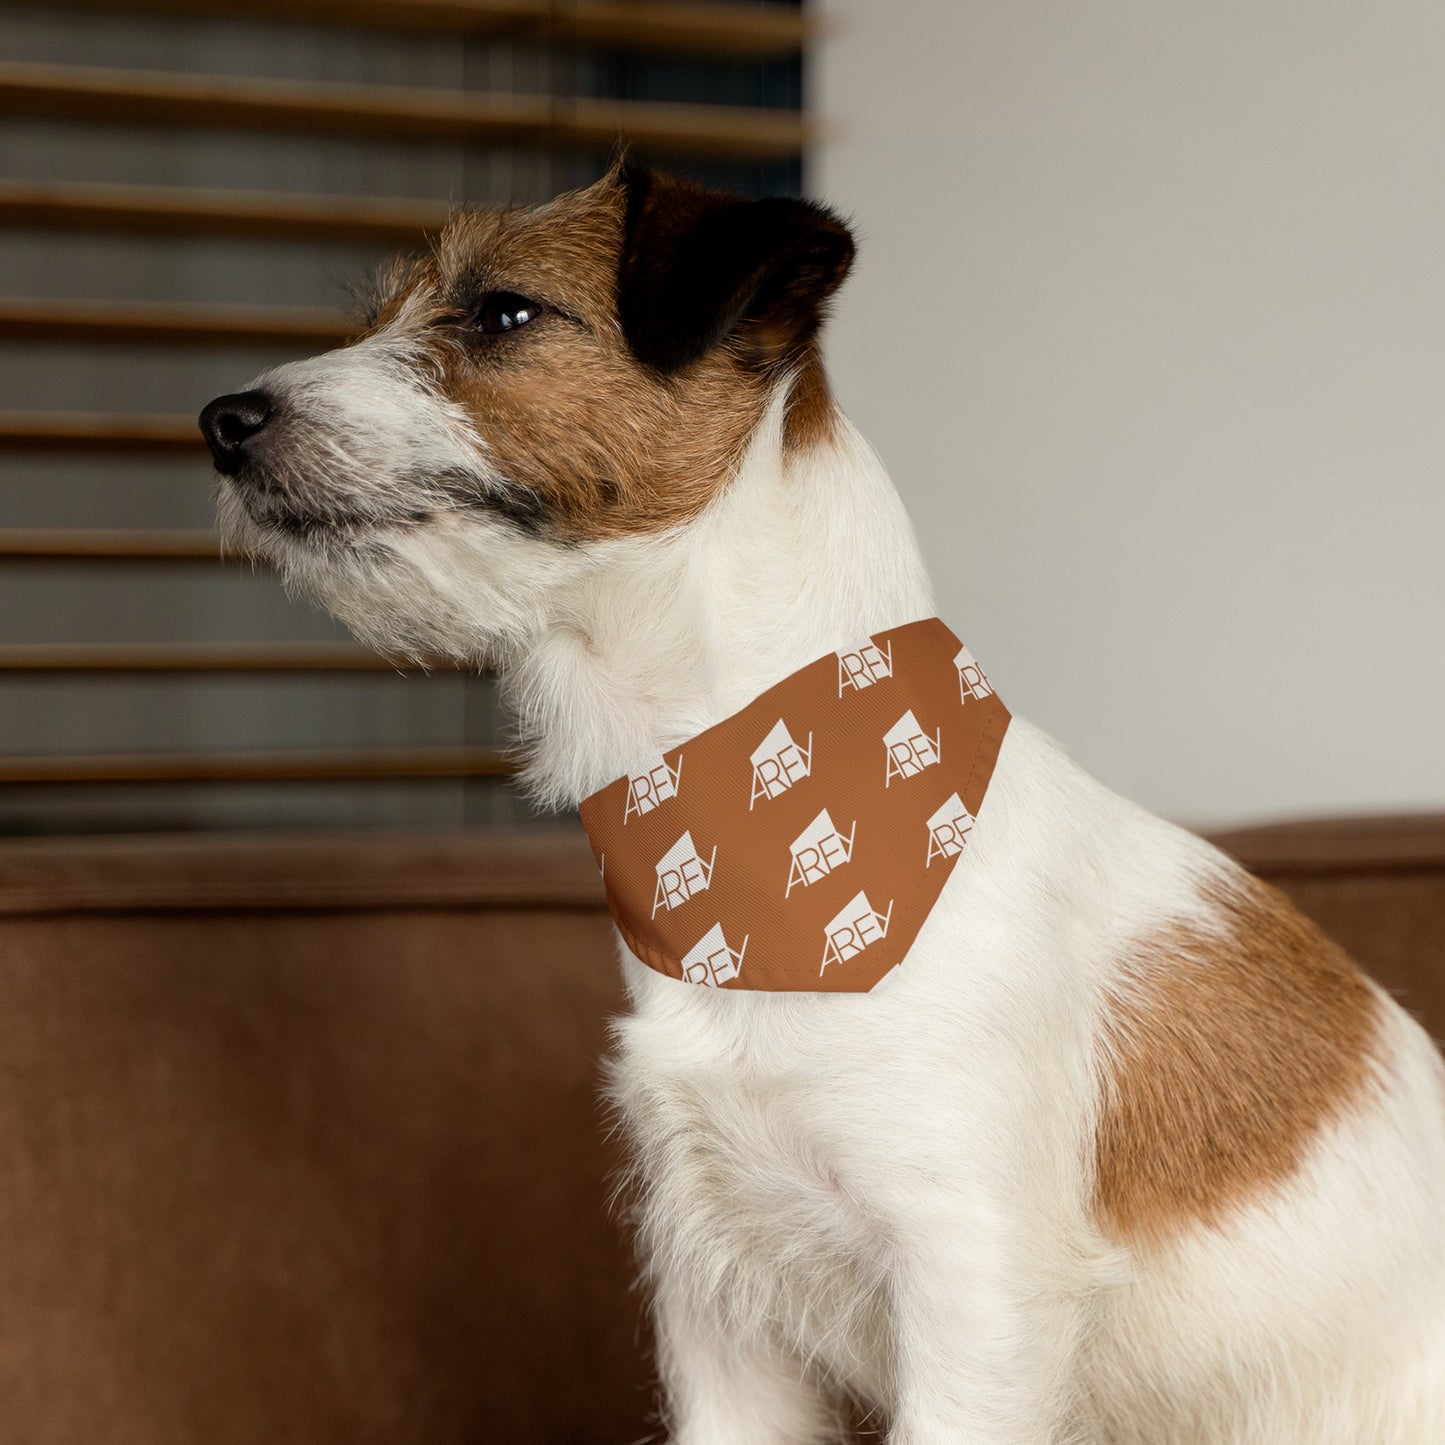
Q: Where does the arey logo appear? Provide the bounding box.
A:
[884,709,942,787]
[836,637,893,696]
[926,792,976,867]
[750,718,813,809]
[681,922,749,987]
[820,891,895,976]
[786,808,857,897]
[624,753,682,824]
[652,830,718,918]
[955,645,994,704]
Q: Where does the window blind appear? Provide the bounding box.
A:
[0,0,809,834]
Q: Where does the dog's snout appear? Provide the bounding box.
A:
[199,390,274,475]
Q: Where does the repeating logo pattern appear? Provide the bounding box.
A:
[681,922,749,987]
[625,754,683,823]
[787,809,857,898]
[821,891,894,976]
[579,618,1011,993]
[653,831,718,917]
[883,709,942,787]
[926,793,976,867]
[955,645,993,704]
[837,638,894,696]
[750,719,813,808]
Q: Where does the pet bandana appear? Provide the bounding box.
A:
[578,618,1010,993]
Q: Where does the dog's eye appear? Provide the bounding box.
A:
[471,291,543,335]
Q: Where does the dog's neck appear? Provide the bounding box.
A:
[504,392,936,810]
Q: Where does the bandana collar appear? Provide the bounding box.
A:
[579,618,1011,993]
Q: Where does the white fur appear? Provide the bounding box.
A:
[222,348,1445,1444]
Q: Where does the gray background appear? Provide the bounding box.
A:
[818,0,1445,828]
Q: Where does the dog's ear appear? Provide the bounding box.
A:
[616,162,855,375]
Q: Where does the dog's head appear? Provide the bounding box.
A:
[200,162,854,661]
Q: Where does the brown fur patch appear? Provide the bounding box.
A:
[782,343,840,454]
[367,175,783,541]
[1094,872,1382,1246]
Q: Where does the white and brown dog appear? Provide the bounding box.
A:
[201,163,1445,1444]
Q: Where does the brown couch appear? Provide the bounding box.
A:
[0,816,1440,1443]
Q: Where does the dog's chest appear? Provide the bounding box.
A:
[611,993,893,1386]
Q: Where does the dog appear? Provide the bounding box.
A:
[200,161,1445,1444]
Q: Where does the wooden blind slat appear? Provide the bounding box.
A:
[0,297,352,348]
[0,412,201,452]
[0,61,813,161]
[0,643,413,672]
[0,745,513,783]
[0,0,810,59]
[0,529,222,560]
[552,0,811,57]
[0,180,448,244]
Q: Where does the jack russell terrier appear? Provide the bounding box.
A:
[200,162,1445,1444]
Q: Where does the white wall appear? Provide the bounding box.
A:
[814,0,1445,827]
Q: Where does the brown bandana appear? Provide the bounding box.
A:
[578,618,1011,993]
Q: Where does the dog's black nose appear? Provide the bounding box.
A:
[199,390,273,475]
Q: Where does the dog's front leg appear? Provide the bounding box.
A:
[653,1272,843,1445]
[883,1198,1088,1445]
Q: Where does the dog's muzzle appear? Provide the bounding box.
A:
[199,390,274,476]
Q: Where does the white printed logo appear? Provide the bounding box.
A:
[750,719,813,809]
[624,754,682,824]
[884,709,942,787]
[836,638,893,696]
[820,891,894,976]
[652,831,718,918]
[926,792,976,867]
[681,922,748,988]
[955,645,994,704]
[786,808,857,898]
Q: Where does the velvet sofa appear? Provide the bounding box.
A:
[0,816,1439,1442]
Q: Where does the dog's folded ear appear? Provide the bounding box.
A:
[617,162,855,375]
